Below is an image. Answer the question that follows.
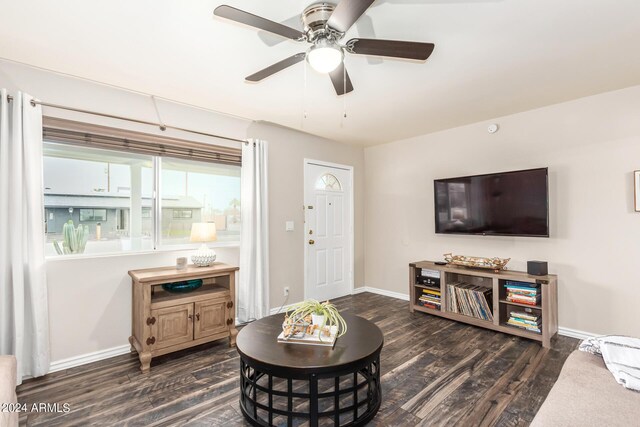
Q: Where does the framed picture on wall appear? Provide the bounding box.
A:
[635,171,640,212]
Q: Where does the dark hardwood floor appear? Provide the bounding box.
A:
[17,292,578,426]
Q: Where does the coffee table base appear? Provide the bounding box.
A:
[239,355,381,427]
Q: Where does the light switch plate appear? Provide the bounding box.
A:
[285,221,294,232]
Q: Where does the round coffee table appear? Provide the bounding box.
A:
[236,313,383,427]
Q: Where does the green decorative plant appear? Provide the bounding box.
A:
[53,220,89,255]
[287,299,348,337]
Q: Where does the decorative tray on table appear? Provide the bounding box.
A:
[277,314,338,348]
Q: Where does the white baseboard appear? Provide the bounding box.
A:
[557,327,595,341]
[352,286,410,301]
[49,344,131,373]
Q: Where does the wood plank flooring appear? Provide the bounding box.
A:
[17,292,578,426]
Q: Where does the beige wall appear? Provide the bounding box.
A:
[364,85,640,337]
[8,56,639,364]
[247,122,365,310]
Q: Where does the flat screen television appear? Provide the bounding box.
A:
[434,167,549,237]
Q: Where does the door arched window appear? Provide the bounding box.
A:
[315,173,342,191]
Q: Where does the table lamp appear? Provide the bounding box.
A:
[190,222,217,267]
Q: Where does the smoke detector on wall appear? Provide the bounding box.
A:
[487,124,499,134]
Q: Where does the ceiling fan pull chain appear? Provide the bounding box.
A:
[303,59,308,122]
[343,62,347,119]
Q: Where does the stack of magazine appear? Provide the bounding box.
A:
[507,311,541,334]
[446,282,493,321]
[504,281,541,306]
[418,288,441,310]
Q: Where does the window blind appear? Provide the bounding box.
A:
[42,117,242,166]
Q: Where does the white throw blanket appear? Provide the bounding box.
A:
[579,335,640,392]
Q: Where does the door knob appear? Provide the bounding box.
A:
[309,239,315,245]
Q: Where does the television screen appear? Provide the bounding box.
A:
[434,168,549,237]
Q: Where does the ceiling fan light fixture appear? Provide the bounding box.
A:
[307,40,344,74]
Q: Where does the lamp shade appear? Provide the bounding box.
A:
[190,222,217,243]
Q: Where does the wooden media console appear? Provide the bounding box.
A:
[410,261,558,347]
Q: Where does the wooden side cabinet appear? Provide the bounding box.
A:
[128,263,239,372]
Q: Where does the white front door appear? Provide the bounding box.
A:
[304,161,353,301]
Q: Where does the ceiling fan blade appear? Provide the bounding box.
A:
[246,53,306,82]
[214,5,305,40]
[326,0,376,33]
[329,63,354,96]
[355,15,383,65]
[347,38,435,61]
[257,15,301,47]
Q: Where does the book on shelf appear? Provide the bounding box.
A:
[418,286,441,310]
[446,282,493,321]
[417,299,441,310]
[506,295,540,306]
[504,281,541,306]
[510,311,538,322]
[506,310,541,333]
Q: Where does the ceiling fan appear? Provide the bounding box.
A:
[213,1,435,95]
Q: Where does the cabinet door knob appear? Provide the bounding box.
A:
[195,313,200,321]
[188,314,194,321]
[227,301,233,309]
[309,239,315,245]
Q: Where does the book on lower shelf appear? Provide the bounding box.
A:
[446,282,493,321]
[504,281,541,306]
[506,310,541,334]
[418,287,442,310]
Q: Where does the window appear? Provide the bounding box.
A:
[160,158,241,245]
[315,173,342,191]
[44,143,153,256]
[172,210,193,219]
[43,141,241,257]
[79,209,107,222]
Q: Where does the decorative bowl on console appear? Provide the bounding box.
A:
[161,279,203,293]
[443,253,510,273]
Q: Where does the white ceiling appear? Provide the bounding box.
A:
[1,0,639,145]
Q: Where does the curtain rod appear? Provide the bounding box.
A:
[5,95,247,144]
